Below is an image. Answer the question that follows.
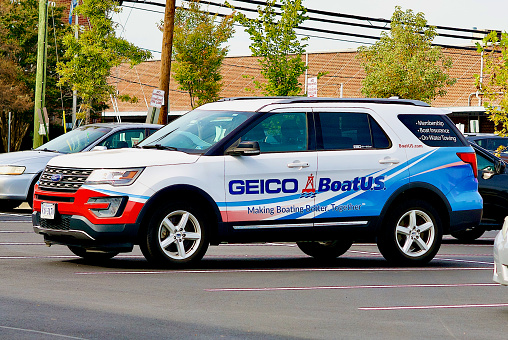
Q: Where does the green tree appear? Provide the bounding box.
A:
[358,6,455,103]
[0,0,70,151]
[168,0,234,108]
[231,0,308,96]
[476,31,508,136]
[58,0,151,124]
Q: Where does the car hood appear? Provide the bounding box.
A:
[48,148,201,168]
[0,150,61,173]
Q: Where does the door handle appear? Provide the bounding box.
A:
[379,157,399,164]
[288,161,310,169]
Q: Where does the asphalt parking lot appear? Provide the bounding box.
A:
[1,205,507,339]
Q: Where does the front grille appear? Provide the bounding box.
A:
[38,166,93,193]
[40,215,71,231]
[36,195,74,203]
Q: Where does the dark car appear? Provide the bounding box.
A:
[452,142,508,241]
[465,133,508,161]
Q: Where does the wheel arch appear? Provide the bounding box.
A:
[135,184,222,244]
[27,172,42,206]
[378,182,451,234]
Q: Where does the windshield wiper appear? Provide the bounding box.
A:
[141,144,178,151]
[37,148,61,153]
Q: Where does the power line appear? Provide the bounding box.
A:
[120,1,483,52]
[231,0,489,35]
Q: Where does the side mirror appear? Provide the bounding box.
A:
[227,141,260,156]
[495,159,506,174]
[91,146,107,151]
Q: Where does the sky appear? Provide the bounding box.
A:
[113,0,508,60]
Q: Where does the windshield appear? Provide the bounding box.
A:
[35,126,112,153]
[138,110,252,152]
[475,138,508,152]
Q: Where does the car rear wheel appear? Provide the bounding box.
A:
[68,246,119,261]
[296,239,353,260]
[140,201,209,267]
[451,227,485,242]
[377,200,442,265]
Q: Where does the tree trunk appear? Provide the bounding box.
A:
[0,111,30,152]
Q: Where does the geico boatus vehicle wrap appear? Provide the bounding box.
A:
[32,98,483,266]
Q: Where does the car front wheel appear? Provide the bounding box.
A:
[68,246,119,261]
[377,200,442,265]
[140,202,209,267]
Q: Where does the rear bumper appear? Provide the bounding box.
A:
[448,209,482,233]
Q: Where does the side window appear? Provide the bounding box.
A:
[239,112,308,153]
[476,153,494,172]
[317,112,390,150]
[370,116,391,148]
[398,114,467,147]
[98,129,147,149]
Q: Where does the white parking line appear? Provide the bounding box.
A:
[0,242,46,245]
[204,282,499,292]
[437,257,494,265]
[0,255,77,259]
[75,267,492,275]
[359,303,508,311]
[0,325,88,339]
[0,231,32,233]
[0,220,31,223]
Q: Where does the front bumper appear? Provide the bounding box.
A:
[32,184,147,252]
[493,219,508,285]
[33,211,138,252]
[0,173,36,200]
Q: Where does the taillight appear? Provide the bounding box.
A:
[457,152,478,178]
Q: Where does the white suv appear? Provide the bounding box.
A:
[32,98,482,266]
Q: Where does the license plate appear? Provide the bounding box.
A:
[41,202,56,220]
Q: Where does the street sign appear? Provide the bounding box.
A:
[150,89,165,108]
[307,77,317,97]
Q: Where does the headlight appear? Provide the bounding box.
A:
[84,168,144,186]
[0,165,26,175]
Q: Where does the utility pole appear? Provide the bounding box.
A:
[157,0,176,125]
[33,0,48,148]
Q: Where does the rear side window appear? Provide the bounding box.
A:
[316,112,391,150]
[398,114,466,147]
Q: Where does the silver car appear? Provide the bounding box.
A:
[0,122,161,210]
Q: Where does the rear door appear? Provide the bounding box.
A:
[313,109,409,225]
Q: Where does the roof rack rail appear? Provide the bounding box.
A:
[218,97,430,107]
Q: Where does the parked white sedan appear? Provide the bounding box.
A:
[0,123,160,210]
[494,217,508,285]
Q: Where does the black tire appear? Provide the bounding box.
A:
[451,227,485,242]
[377,200,442,266]
[0,200,21,211]
[296,239,353,260]
[27,181,36,208]
[68,246,119,261]
[139,201,209,267]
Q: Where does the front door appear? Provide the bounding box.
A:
[224,111,318,230]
